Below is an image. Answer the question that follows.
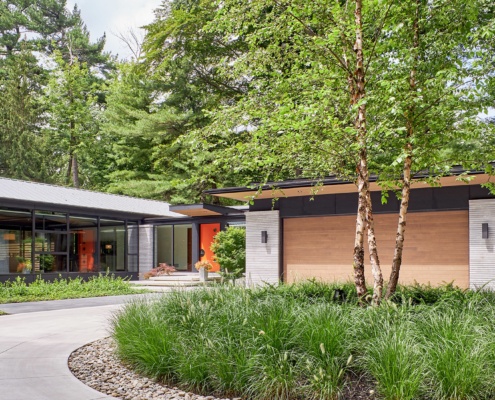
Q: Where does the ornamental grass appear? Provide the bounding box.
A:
[111,282,495,400]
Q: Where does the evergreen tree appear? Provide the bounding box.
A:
[0,48,48,180]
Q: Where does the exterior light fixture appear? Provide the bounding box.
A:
[261,231,268,243]
[482,223,489,239]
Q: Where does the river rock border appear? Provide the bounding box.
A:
[69,337,374,400]
[68,337,236,400]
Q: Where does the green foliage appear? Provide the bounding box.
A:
[203,0,495,184]
[0,274,142,304]
[210,227,245,279]
[0,48,49,180]
[112,282,495,400]
[43,51,105,187]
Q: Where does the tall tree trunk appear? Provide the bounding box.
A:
[72,152,80,188]
[352,0,368,301]
[353,160,368,301]
[366,189,383,304]
[67,154,72,185]
[68,119,80,188]
[385,0,419,299]
[352,0,383,303]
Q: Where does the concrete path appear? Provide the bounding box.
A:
[0,295,160,400]
[0,293,163,315]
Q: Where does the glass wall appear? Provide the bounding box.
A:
[155,224,192,271]
[0,207,139,275]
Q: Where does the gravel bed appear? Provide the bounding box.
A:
[69,337,238,400]
[69,337,375,400]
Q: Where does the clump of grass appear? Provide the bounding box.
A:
[361,316,423,400]
[417,306,495,400]
[0,274,142,303]
[111,281,495,400]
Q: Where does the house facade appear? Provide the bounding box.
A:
[2,174,494,290]
[205,173,495,290]
[0,178,178,282]
[0,178,245,282]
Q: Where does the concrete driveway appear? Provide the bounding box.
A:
[0,296,149,400]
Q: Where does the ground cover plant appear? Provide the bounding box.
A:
[111,281,495,400]
[0,274,143,304]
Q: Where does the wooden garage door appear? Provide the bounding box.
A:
[283,211,469,288]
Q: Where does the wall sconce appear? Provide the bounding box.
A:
[482,223,489,239]
[261,231,268,243]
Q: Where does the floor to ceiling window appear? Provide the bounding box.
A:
[34,211,68,273]
[100,219,126,272]
[0,207,139,275]
[155,224,193,271]
[0,209,32,274]
[69,216,98,273]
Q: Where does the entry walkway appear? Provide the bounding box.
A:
[0,295,161,400]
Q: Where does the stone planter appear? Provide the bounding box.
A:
[199,268,208,282]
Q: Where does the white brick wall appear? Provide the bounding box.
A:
[245,210,280,287]
[139,225,154,279]
[469,199,495,289]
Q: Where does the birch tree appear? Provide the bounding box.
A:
[206,0,495,303]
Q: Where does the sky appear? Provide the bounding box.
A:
[66,0,163,60]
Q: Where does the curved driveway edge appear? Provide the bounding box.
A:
[0,304,120,400]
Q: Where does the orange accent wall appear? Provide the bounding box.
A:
[200,223,221,272]
[78,230,95,272]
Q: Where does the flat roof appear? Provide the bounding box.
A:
[205,170,491,202]
[0,177,184,218]
[169,203,247,217]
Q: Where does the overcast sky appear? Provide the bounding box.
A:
[66,0,163,59]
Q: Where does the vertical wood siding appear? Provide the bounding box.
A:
[246,211,280,286]
[469,199,495,289]
[284,211,469,288]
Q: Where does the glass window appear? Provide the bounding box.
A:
[100,220,125,272]
[35,254,67,273]
[174,225,192,271]
[35,233,68,253]
[156,226,173,267]
[0,229,32,274]
[69,216,98,273]
[35,211,67,231]
[155,224,192,271]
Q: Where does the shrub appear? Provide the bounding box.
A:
[143,263,176,279]
[0,274,141,303]
[210,226,245,279]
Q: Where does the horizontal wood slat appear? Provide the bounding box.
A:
[284,211,469,288]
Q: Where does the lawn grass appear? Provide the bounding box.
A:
[111,281,495,400]
[0,274,144,304]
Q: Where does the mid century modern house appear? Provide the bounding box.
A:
[0,177,245,282]
[1,172,494,290]
[205,170,495,290]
